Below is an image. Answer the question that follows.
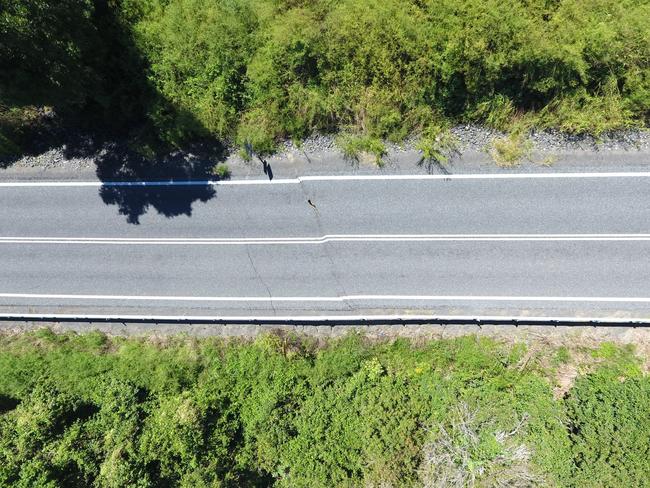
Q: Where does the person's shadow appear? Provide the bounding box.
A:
[261,158,273,180]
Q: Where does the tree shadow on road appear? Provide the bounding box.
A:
[96,142,225,224]
[0,1,225,225]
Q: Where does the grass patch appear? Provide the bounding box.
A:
[416,125,459,172]
[336,134,387,166]
[489,131,533,167]
[211,162,231,179]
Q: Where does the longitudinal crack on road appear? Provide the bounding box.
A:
[299,180,353,311]
[244,245,277,315]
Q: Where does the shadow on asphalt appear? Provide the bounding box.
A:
[95,142,225,224]
[261,157,273,180]
[1,131,227,224]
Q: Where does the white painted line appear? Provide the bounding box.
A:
[0,293,339,302]
[2,293,650,303]
[0,179,297,187]
[0,313,648,324]
[2,171,650,187]
[298,172,650,182]
[1,234,650,245]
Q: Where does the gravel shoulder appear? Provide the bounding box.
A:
[1,125,649,181]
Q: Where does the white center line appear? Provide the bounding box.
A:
[1,234,650,245]
[1,293,650,303]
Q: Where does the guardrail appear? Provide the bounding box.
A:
[1,313,649,327]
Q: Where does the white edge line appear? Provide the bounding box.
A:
[2,293,650,303]
[5,233,650,240]
[0,313,648,324]
[298,172,650,181]
[3,233,650,240]
[2,171,650,187]
[2,238,650,245]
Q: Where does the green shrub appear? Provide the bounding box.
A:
[212,163,231,179]
[3,332,624,485]
[235,108,281,157]
[540,90,639,135]
[0,106,44,159]
[3,0,648,154]
[140,0,257,140]
[565,372,650,487]
[469,96,517,132]
[416,125,458,170]
[0,130,19,160]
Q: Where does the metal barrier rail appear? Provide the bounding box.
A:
[1,313,649,327]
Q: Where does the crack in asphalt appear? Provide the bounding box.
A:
[244,245,277,316]
[298,180,353,312]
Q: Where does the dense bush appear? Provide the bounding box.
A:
[0,0,152,156]
[564,344,650,488]
[1,0,649,155]
[0,330,647,487]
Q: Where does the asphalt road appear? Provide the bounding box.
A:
[1,173,650,320]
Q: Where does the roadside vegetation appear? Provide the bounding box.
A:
[489,131,533,167]
[1,0,649,159]
[336,134,387,166]
[0,330,648,487]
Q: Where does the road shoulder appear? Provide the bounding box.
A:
[1,127,649,182]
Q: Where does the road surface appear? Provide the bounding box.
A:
[1,173,650,320]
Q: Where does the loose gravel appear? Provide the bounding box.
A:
[270,125,650,160]
[3,126,650,174]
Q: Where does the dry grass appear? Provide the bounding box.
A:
[419,403,545,487]
[489,132,532,167]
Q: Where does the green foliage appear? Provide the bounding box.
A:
[0,331,646,486]
[0,0,155,154]
[540,90,639,135]
[2,0,649,156]
[469,96,518,132]
[280,357,425,486]
[336,134,387,166]
[212,163,231,180]
[236,108,280,157]
[565,372,650,487]
[416,125,458,170]
[0,106,28,158]
[140,0,257,143]
[554,346,571,365]
[0,0,96,108]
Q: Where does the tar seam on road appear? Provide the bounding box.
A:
[3,293,650,303]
